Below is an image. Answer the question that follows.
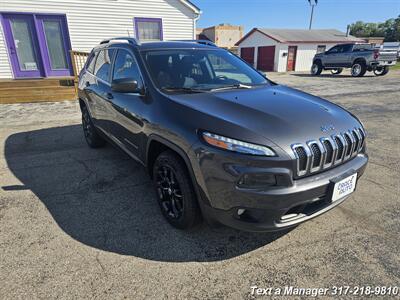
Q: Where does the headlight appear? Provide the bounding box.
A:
[202,132,276,156]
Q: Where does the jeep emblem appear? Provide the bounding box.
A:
[320,124,335,132]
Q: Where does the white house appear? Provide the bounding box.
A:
[0,0,201,79]
[236,28,363,72]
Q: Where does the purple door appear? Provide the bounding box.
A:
[1,13,72,78]
[1,14,44,78]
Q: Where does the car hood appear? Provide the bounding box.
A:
[168,85,361,152]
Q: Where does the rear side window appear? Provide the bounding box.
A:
[112,49,142,82]
[86,52,97,73]
[94,49,115,82]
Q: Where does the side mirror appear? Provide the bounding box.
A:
[111,78,143,94]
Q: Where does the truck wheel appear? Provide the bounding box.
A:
[311,62,322,75]
[374,66,389,76]
[351,62,367,77]
[331,68,343,75]
[153,150,201,230]
[82,105,106,148]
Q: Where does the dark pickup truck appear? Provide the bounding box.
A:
[311,43,398,77]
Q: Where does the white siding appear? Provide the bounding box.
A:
[279,43,337,72]
[238,31,340,72]
[0,0,198,78]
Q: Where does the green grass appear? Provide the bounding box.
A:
[392,61,400,70]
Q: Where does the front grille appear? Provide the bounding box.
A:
[291,127,365,177]
[294,146,307,171]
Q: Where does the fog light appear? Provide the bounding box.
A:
[237,173,276,188]
[237,209,246,216]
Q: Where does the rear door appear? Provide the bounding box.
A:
[90,48,115,133]
[107,48,146,159]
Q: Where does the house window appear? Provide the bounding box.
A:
[317,45,326,53]
[134,18,163,41]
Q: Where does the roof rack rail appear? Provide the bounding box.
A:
[100,37,140,46]
[172,40,217,47]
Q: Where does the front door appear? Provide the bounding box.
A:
[1,13,72,78]
[1,14,43,78]
[287,46,297,71]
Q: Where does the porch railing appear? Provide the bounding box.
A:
[70,50,90,97]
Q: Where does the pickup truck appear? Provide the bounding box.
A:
[311,43,398,77]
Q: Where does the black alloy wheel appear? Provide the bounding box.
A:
[153,150,201,229]
[156,165,184,220]
[82,105,105,148]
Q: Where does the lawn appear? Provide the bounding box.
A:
[392,61,400,70]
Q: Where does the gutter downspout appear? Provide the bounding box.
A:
[193,11,202,39]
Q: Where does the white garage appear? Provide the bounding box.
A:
[236,28,363,72]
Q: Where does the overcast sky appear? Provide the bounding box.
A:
[192,0,400,33]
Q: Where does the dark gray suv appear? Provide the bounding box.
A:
[78,38,368,232]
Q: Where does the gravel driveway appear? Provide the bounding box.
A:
[0,70,399,299]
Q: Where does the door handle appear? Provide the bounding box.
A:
[104,92,113,100]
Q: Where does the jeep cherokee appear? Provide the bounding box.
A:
[78,38,368,232]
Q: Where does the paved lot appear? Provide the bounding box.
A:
[0,70,399,299]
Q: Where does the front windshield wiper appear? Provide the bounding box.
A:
[210,83,253,91]
[161,87,204,93]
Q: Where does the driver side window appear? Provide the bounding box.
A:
[113,49,142,84]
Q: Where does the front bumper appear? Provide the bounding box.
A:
[190,143,368,232]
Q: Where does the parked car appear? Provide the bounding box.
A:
[78,37,368,232]
[311,43,398,77]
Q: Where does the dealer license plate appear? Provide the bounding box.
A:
[332,173,357,202]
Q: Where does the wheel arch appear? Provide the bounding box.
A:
[353,57,366,65]
[145,135,210,207]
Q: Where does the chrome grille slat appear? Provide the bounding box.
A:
[291,127,365,177]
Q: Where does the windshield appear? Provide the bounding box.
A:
[141,49,269,92]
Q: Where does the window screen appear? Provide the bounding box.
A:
[317,45,326,53]
[135,18,162,41]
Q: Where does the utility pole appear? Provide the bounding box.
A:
[308,0,318,30]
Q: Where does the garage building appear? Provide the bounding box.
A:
[236,28,363,72]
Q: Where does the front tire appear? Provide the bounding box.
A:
[81,105,106,148]
[331,68,343,75]
[374,66,389,76]
[311,61,323,76]
[351,62,367,77]
[153,150,201,229]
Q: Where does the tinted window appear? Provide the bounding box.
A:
[94,49,115,82]
[142,49,268,91]
[112,50,142,82]
[86,52,97,73]
[342,44,353,52]
[327,46,340,54]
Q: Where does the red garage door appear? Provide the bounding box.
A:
[257,46,275,71]
[240,47,255,65]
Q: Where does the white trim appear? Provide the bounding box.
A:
[179,0,201,15]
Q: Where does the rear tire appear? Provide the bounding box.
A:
[81,105,106,148]
[331,68,343,75]
[351,62,367,77]
[153,150,201,230]
[374,66,389,76]
[311,61,323,76]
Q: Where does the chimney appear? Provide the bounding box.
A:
[346,25,350,37]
